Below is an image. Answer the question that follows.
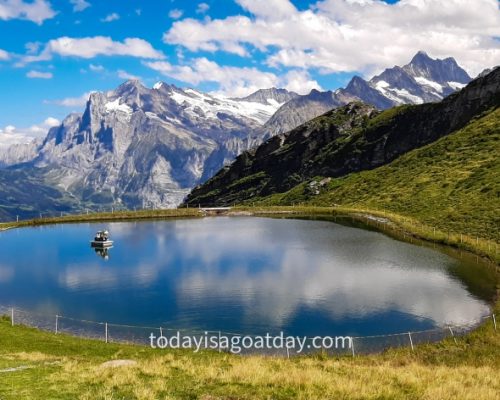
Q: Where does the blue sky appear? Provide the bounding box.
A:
[0,0,499,136]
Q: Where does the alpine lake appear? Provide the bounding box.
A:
[0,215,496,339]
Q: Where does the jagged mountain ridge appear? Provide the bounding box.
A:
[1,81,295,215]
[235,88,299,105]
[184,67,500,206]
[263,51,472,136]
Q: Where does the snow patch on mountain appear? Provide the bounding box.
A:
[447,81,467,90]
[391,88,424,104]
[374,80,423,104]
[414,76,443,93]
[105,99,133,115]
[170,88,282,125]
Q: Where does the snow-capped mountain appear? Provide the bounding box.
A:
[0,52,477,218]
[235,88,299,106]
[1,80,294,212]
[368,51,470,105]
[264,51,472,136]
[150,81,291,126]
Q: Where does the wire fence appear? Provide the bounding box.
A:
[1,306,496,357]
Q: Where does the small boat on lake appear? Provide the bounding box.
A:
[90,230,114,248]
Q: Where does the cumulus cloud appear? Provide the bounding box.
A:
[26,70,53,79]
[49,91,94,107]
[0,0,56,24]
[117,69,140,80]
[25,41,41,54]
[89,63,104,72]
[20,36,165,64]
[0,48,9,60]
[27,117,60,135]
[237,0,296,19]
[164,0,500,76]
[101,12,119,22]
[281,70,322,94]
[0,117,60,147]
[70,0,90,12]
[144,57,321,97]
[196,3,209,14]
[168,9,183,19]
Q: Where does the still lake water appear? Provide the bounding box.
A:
[0,217,493,336]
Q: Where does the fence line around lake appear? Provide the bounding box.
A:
[1,306,496,357]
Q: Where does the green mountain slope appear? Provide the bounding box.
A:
[255,107,500,241]
[185,68,500,207]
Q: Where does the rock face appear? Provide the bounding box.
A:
[0,139,41,168]
[235,87,298,105]
[262,90,343,138]
[263,51,472,136]
[184,67,499,206]
[3,81,294,213]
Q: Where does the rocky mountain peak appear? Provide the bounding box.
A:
[345,76,370,91]
[409,50,432,63]
[404,51,470,84]
[115,78,145,93]
[475,67,497,80]
[236,87,298,105]
[260,52,474,139]
[185,67,500,207]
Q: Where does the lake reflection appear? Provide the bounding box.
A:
[0,217,492,336]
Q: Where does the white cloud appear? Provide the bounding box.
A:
[164,0,500,76]
[70,0,90,12]
[50,91,93,107]
[89,63,104,72]
[281,70,322,94]
[168,9,183,19]
[237,0,296,19]
[26,117,60,135]
[43,117,60,126]
[0,48,9,60]
[117,69,140,80]
[26,70,53,79]
[0,117,60,147]
[25,41,41,54]
[101,12,119,22]
[144,58,321,97]
[196,3,209,14]
[20,36,165,64]
[0,0,56,24]
[3,125,15,133]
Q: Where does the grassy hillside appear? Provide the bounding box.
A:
[255,107,500,242]
[0,309,499,400]
[186,68,500,207]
